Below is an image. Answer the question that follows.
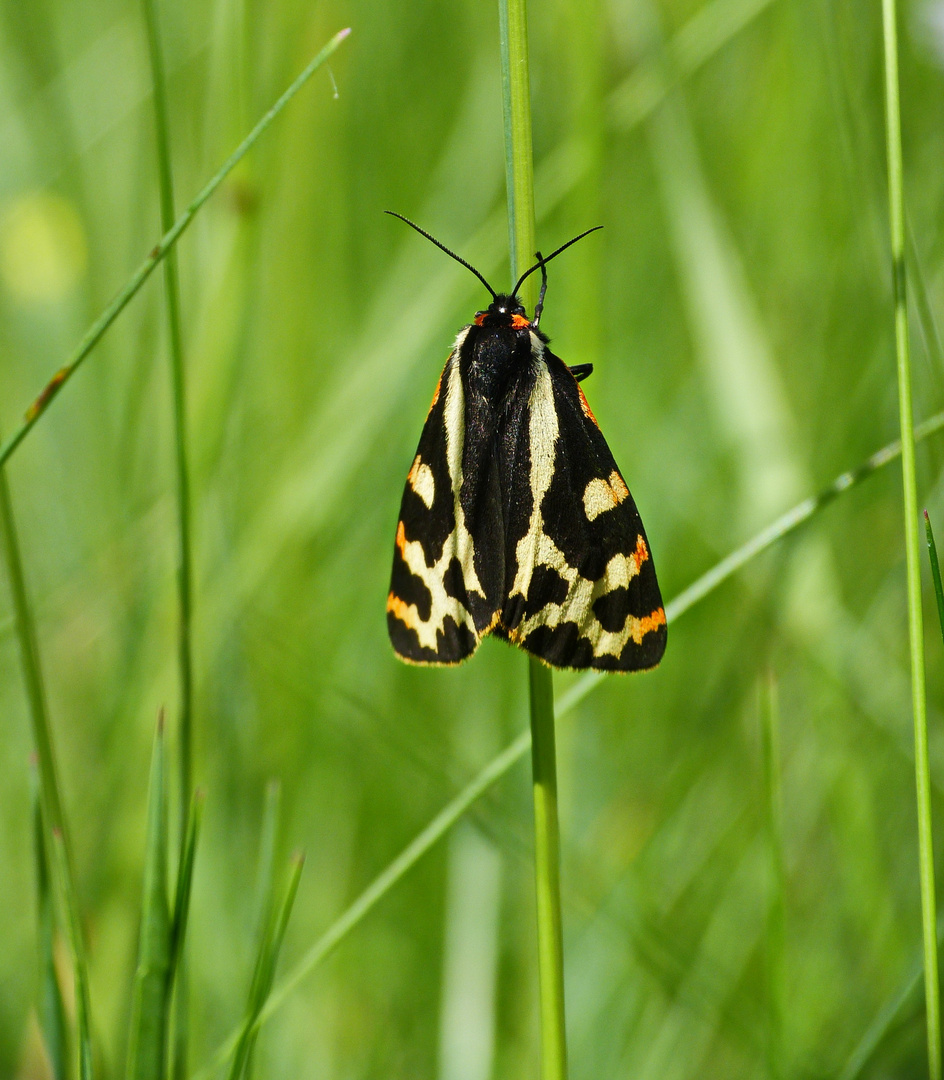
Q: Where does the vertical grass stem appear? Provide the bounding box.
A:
[0,463,94,1078]
[499,0,568,1075]
[499,0,537,286]
[761,674,785,1080]
[31,762,69,1080]
[141,2,194,1070]
[529,659,568,1080]
[880,2,941,1074]
[143,0,193,853]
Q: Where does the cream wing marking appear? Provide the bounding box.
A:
[507,360,653,658]
[407,456,435,509]
[583,470,629,521]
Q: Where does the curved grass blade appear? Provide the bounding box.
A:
[226,853,305,1080]
[126,716,172,1080]
[191,411,944,1079]
[0,26,350,471]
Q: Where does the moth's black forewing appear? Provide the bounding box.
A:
[388,351,480,663]
[387,333,507,664]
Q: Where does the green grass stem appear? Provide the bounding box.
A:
[0,459,93,1078]
[244,781,281,1080]
[0,466,71,901]
[0,26,350,471]
[499,0,537,287]
[31,762,69,1080]
[761,675,785,1080]
[170,789,204,975]
[50,828,94,1080]
[126,716,172,1080]
[880,0,940,1073]
[142,0,194,845]
[141,3,194,1071]
[500,0,569,1075]
[528,659,567,1080]
[226,853,305,1080]
[252,782,282,946]
[191,408,944,1079]
[168,790,203,1080]
[926,512,944,645]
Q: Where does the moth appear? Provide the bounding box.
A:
[386,212,666,671]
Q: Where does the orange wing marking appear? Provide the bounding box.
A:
[387,591,421,631]
[630,535,649,575]
[630,606,666,645]
[577,386,598,427]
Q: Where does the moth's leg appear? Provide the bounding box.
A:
[567,363,593,383]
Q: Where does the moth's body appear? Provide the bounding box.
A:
[388,287,667,671]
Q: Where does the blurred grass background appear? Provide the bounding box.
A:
[3,0,944,1075]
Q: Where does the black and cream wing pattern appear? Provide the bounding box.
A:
[387,316,667,672]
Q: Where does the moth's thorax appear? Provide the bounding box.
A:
[474,293,529,329]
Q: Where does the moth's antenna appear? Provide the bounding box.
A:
[511,226,603,299]
[385,211,497,300]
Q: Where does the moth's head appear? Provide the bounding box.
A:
[474,293,529,329]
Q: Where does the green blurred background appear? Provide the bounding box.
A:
[3,0,944,1075]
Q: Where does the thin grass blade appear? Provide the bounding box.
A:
[141,2,195,1070]
[226,853,305,1080]
[761,674,785,1080]
[170,789,204,975]
[499,0,569,1074]
[126,715,172,1080]
[528,657,568,1080]
[31,761,69,1080]
[1,456,92,1078]
[881,0,941,1073]
[168,790,203,1080]
[252,782,282,944]
[50,829,94,1080]
[244,781,281,1080]
[926,512,944,646]
[142,0,194,845]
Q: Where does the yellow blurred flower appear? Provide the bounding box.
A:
[0,191,87,303]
